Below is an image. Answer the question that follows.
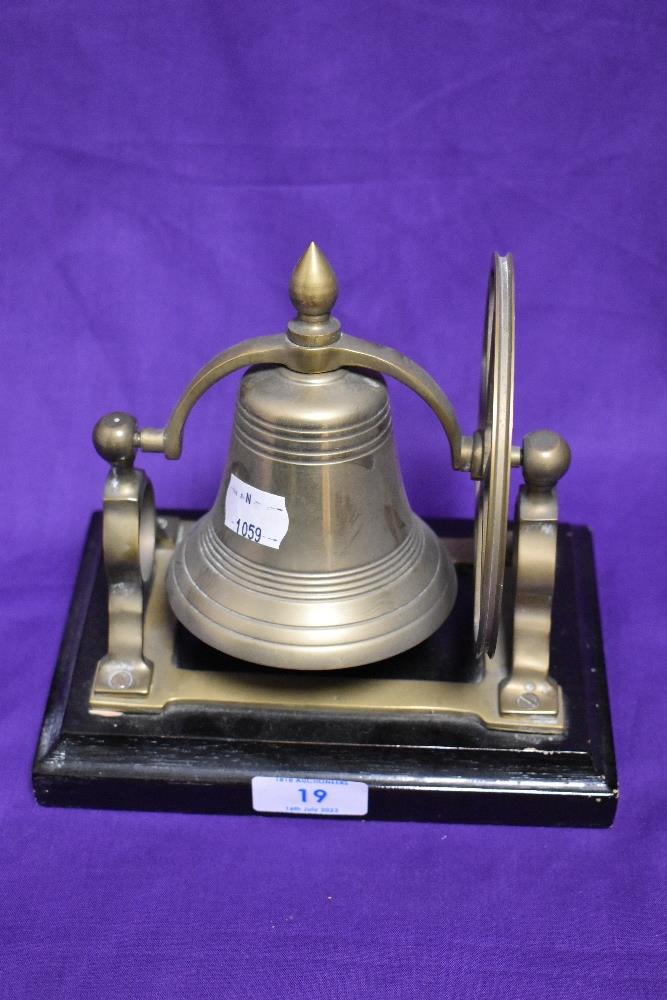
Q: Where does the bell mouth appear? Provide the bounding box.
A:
[166,517,457,671]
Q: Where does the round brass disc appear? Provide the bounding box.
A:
[473,253,515,658]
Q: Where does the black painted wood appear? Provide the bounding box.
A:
[32,513,618,826]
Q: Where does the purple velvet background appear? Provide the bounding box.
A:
[1,2,665,997]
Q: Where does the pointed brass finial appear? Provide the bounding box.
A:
[289,242,338,321]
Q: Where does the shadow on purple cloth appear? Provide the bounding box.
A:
[1,1,665,997]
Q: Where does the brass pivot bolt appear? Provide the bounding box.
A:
[93,411,139,466]
[522,430,571,490]
[287,242,341,347]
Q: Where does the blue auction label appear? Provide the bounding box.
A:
[251,776,368,816]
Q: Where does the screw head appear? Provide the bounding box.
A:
[108,668,133,690]
[517,691,541,710]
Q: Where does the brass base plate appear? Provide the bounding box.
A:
[90,517,564,734]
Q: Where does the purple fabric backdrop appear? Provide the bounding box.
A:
[1,2,665,997]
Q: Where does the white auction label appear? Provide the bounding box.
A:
[251,776,369,816]
[224,473,289,550]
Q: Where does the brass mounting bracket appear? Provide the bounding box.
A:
[91,450,156,696]
[499,430,571,718]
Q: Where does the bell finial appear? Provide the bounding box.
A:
[289,242,338,321]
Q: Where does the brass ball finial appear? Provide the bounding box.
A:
[522,430,571,490]
[93,411,138,466]
[289,242,338,321]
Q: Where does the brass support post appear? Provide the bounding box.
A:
[499,430,571,717]
[91,413,157,696]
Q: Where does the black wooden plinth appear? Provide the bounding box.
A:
[33,513,617,827]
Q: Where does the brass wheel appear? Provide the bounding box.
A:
[473,253,515,658]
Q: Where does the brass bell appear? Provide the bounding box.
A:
[167,244,457,669]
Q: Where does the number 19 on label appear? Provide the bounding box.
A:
[251,776,369,816]
[299,787,327,804]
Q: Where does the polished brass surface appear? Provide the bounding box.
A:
[287,242,342,345]
[92,465,155,694]
[167,365,457,669]
[289,241,338,319]
[148,331,467,468]
[93,411,139,466]
[89,518,565,734]
[500,431,571,715]
[521,429,571,489]
[473,253,515,659]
